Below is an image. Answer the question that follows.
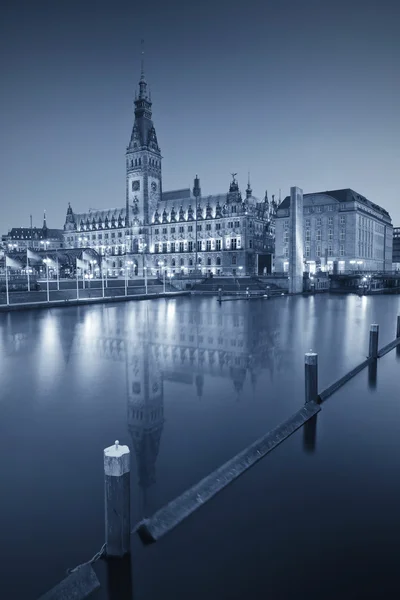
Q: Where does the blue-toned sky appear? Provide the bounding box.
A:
[1,0,399,231]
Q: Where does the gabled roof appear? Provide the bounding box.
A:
[162,189,192,202]
[7,227,64,240]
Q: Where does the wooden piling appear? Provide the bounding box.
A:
[104,440,131,557]
[397,315,400,339]
[218,288,222,303]
[305,351,318,404]
[369,324,379,359]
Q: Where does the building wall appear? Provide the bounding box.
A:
[393,227,400,269]
[275,192,392,273]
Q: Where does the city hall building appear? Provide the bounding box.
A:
[63,63,276,276]
[274,189,393,274]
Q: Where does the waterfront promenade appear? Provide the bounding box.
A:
[0,294,399,599]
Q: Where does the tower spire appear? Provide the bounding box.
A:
[140,38,145,80]
[246,171,252,199]
[43,210,47,229]
[138,39,147,99]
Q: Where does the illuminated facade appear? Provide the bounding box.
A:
[3,212,64,253]
[393,227,400,270]
[275,189,393,273]
[63,63,276,276]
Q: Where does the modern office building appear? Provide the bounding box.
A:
[63,61,277,276]
[275,189,393,273]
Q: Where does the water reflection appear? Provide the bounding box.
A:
[368,360,378,390]
[303,414,318,454]
[106,555,133,600]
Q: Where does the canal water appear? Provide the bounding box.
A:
[0,294,399,599]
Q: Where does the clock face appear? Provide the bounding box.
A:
[132,180,140,191]
[151,181,157,192]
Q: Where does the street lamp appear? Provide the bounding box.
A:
[125,259,133,296]
[43,258,50,302]
[238,266,243,277]
[143,266,148,295]
[141,243,147,278]
[167,272,174,293]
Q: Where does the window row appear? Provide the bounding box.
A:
[153,221,242,235]
[154,238,241,253]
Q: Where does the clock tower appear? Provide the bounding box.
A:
[126,50,162,232]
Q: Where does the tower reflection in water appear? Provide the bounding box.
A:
[122,299,295,515]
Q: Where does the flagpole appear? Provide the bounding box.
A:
[56,249,59,291]
[76,259,79,300]
[5,265,9,306]
[46,261,50,302]
[124,256,127,296]
[27,253,30,292]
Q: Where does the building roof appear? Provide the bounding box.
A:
[69,189,270,230]
[278,188,391,219]
[6,227,64,240]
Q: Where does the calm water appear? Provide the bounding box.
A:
[0,294,400,599]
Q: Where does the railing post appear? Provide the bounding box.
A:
[104,440,131,557]
[305,351,318,404]
[369,324,379,359]
[397,315,400,339]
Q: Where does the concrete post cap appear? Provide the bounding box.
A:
[370,324,379,331]
[305,351,318,364]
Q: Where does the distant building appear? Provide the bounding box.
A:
[393,227,400,270]
[2,212,64,253]
[63,61,277,276]
[275,189,393,273]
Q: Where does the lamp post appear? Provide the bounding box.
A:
[43,258,50,302]
[126,260,133,296]
[168,272,174,292]
[144,266,148,295]
[158,260,165,292]
[56,248,60,290]
[141,243,147,278]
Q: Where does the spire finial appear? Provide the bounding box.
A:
[246,172,252,199]
[43,210,47,229]
[140,38,145,80]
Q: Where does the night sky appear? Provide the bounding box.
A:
[1,0,399,231]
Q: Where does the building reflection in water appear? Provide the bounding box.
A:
[0,299,289,515]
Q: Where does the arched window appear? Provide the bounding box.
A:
[130,160,133,168]
[135,159,138,167]
[139,158,142,166]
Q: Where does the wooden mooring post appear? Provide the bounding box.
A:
[104,440,131,557]
[305,351,318,404]
[369,324,379,359]
[397,315,400,339]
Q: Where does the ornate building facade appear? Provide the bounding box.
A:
[63,62,277,276]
